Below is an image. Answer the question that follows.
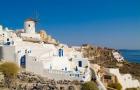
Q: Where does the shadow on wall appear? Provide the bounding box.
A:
[0,47,3,61]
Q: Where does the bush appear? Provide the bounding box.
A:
[126,88,137,90]
[108,83,122,90]
[81,81,98,90]
[0,62,19,88]
[72,80,80,85]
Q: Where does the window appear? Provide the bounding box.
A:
[28,24,31,27]
[7,38,9,41]
[50,65,52,70]
[25,50,27,53]
[78,74,79,77]
[65,67,67,71]
[75,74,79,77]
[104,75,111,79]
[78,61,82,67]
[18,51,20,53]
[59,49,63,57]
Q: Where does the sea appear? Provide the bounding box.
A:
[119,50,140,63]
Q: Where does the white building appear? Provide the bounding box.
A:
[112,50,124,62]
[0,25,16,44]
[20,18,41,42]
[0,19,91,82]
[105,68,140,90]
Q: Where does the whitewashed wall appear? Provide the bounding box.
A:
[0,46,16,61]
[108,68,140,90]
[26,55,44,76]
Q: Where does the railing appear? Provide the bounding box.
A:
[43,69,87,81]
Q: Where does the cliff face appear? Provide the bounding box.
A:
[119,62,140,81]
[81,44,140,81]
[81,44,117,65]
[39,30,59,45]
[82,44,114,58]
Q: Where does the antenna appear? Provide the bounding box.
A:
[31,9,48,31]
[31,10,40,23]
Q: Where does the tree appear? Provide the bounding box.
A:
[81,81,99,90]
[0,62,19,88]
[108,83,122,90]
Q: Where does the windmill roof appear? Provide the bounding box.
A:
[25,18,36,22]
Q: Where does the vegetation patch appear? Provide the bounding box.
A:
[81,81,98,90]
[108,83,122,90]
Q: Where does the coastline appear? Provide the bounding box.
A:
[81,45,140,82]
[119,49,140,63]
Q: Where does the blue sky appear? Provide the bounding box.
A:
[0,0,140,49]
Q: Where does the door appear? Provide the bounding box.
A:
[20,55,26,68]
[78,61,82,67]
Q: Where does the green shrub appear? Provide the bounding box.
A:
[0,62,19,88]
[108,83,122,90]
[72,80,80,85]
[126,88,137,90]
[81,81,98,90]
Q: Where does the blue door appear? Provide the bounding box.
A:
[78,61,82,67]
[59,49,63,57]
[20,55,26,68]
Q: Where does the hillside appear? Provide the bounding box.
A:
[81,44,140,81]
[119,62,140,81]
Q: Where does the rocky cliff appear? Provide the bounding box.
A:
[81,44,140,81]
[39,30,59,45]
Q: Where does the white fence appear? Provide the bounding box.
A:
[43,69,84,81]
